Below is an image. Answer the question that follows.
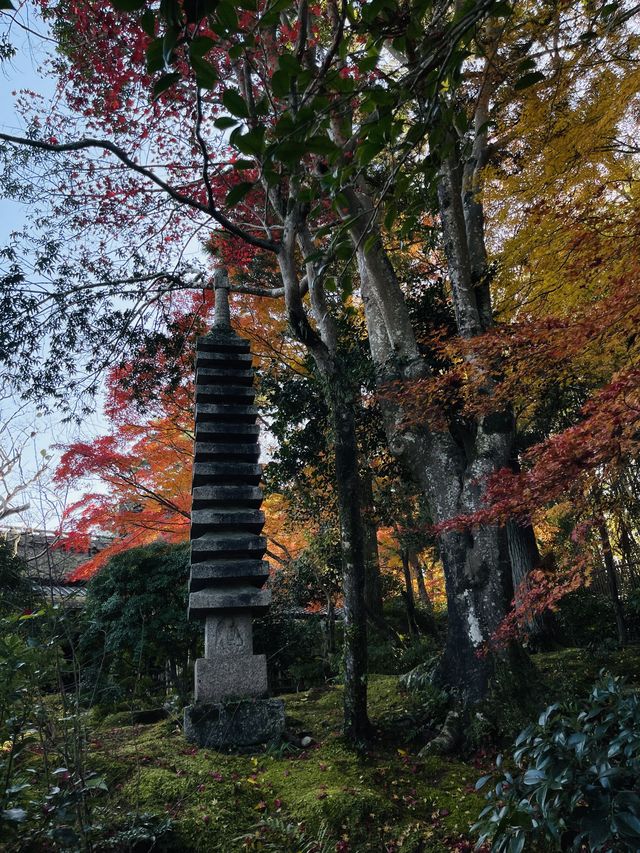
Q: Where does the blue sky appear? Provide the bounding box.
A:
[0,4,54,240]
[0,6,109,530]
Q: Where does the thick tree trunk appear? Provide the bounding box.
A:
[338,99,526,702]
[352,254,516,701]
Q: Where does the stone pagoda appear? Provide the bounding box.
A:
[183,275,285,749]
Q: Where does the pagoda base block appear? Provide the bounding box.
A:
[184,698,285,749]
[194,654,267,703]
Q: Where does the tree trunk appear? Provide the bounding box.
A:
[325,376,371,742]
[361,468,384,619]
[506,520,549,641]
[410,551,432,610]
[277,227,370,741]
[337,94,526,703]
[401,547,418,637]
[597,517,627,646]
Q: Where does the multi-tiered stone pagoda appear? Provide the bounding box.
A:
[183,276,285,748]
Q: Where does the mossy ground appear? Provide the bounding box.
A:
[86,676,484,852]
[11,647,640,852]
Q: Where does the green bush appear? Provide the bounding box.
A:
[473,674,640,852]
[81,542,199,707]
[556,588,618,647]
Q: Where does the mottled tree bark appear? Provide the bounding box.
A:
[338,93,525,702]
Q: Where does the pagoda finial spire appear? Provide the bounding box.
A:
[213,268,231,329]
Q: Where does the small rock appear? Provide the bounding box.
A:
[300,735,312,748]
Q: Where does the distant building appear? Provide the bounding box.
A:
[0,526,113,606]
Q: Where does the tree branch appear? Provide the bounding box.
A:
[0,132,278,253]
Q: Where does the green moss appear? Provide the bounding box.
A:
[56,660,640,851]
[81,676,480,850]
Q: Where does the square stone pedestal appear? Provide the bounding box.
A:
[195,654,268,703]
[184,698,285,749]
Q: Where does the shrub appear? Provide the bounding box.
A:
[81,542,199,706]
[473,674,640,852]
[556,588,617,647]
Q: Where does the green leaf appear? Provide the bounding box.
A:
[357,141,381,166]
[335,240,353,260]
[614,811,640,840]
[272,140,307,163]
[225,181,254,206]
[306,135,338,156]
[358,55,379,73]
[159,0,182,25]
[146,38,165,74]
[235,126,265,156]
[140,9,156,36]
[489,1,512,16]
[153,72,181,99]
[516,57,537,73]
[523,769,546,785]
[84,776,108,791]
[215,116,239,130]
[232,159,255,170]
[184,0,219,21]
[405,121,427,146]
[112,0,145,10]
[189,35,215,58]
[361,0,396,23]
[514,71,545,91]
[162,25,179,66]
[222,89,250,118]
[600,2,620,16]
[191,55,218,89]
[279,54,302,74]
[271,69,291,98]
[383,206,396,230]
[216,1,238,30]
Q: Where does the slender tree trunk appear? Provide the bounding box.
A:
[401,547,418,637]
[277,226,371,741]
[507,520,549,640]
[410,551,432,610]
[326,594,336,656]
[361,468,384,619]
[325,377,371,741]
[597,517,627,646]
